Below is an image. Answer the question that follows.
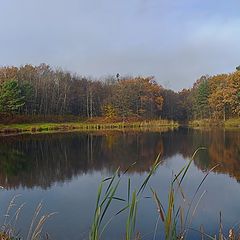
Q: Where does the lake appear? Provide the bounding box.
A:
[0,128,239,239]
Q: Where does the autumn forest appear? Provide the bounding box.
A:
[0,64,240,124]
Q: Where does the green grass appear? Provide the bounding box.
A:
[189,118,240,129]
[188,119,223,128]
[224,118,240,128]
[88,148,219,240]
[0,120,179,135]
[89,148,240,240]
[89,156,161,240]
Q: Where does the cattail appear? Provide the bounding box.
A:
[229,229,235,240]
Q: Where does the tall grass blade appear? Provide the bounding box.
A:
[192,190,207,218]
[27,202,43,240]
[3,194,21,228]
[126,190,138,240]
[123,162,136,175]
[137,154,161,196]
[219,211,223,240]
[105,168,119,194]
[30,212,56,240]
[128,178,131,204]
[112,197,126,202]
[184,164,219,232]
[188,227,217,240]
[150,188,165,222]
[115,205,129,216]
[179,147,206,185]
[165,186,174,240]
[99,179,120,225]
[153,216,160,240]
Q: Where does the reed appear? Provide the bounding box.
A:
[89,169,122,240]
[89,156,161,240]
[89,148,225,240]
[0,194,55,240]
[2,148,240,239]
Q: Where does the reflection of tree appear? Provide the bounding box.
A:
[0,148,31,176]
[194,130,240,181]
[0,129,239,189]
[0,132,166,189]
[162,129,240,181]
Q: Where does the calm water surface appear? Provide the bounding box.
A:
[0,128,239,239]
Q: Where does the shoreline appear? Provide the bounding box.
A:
[0,120,179,136]
[189,118,240,128]
[0,118,239,137]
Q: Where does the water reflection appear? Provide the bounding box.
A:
[0,128,239,189]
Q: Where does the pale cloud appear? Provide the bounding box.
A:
[0,0,240,90]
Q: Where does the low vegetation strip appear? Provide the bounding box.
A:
[224,118,240,128]
[0,120,178,135]
[189,118,240,128]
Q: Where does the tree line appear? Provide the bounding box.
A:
[190,72,240,120]
[0,63,239,122]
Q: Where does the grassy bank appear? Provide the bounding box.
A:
[224,118,240,128]
[1,117,239,135]
[0,119,178,135]
[189,118,240,128]
[188,119,223,128]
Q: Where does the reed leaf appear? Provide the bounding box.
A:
[150,188,165,222]
[137,154,161,196]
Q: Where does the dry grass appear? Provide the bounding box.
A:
[0,194,55,240]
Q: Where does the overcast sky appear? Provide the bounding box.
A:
[0,0,240,90]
